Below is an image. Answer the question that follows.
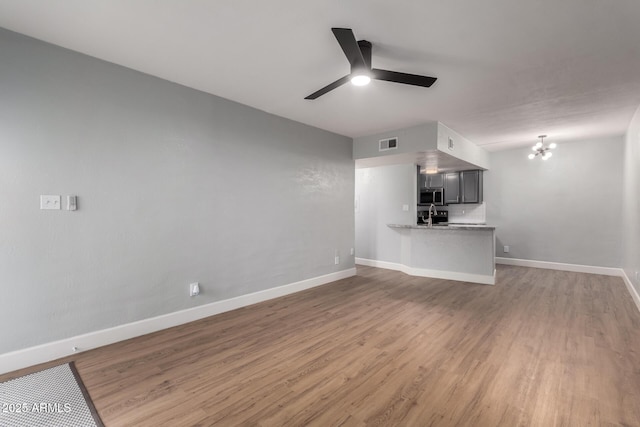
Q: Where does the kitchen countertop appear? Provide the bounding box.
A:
[387,223,496,231]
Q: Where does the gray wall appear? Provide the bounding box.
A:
[355,165,415,262]
[353,122,438,160]
[623,105,640,295]
[436,123,490,170]
[485,136,624,267]
[0,28,354,354]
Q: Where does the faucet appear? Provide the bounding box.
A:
[424,203,437,228]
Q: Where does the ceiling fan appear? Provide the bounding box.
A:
[305,28,437,100]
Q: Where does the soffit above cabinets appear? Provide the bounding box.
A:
[355,149,479,172]
[354,121,489,171]
[418,150,480,173]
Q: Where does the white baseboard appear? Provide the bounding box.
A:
[356,258,495,285]
[0,268,356,375]
[621,270,640,313]
[495,257,622,276]
[355,258,404,271]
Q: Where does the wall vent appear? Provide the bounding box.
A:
[379,137,398,151]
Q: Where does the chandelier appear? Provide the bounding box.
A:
[528,135,556,160]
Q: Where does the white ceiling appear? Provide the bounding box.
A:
[1,0,640,151]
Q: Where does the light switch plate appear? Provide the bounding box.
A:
[67,195,77,211]
[402,204,409,211]
[40,195,61,210]
[189,282,200,297]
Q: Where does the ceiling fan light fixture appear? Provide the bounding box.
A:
[351,74,371,86]
[528,153,536,160]
[549,142,557,149]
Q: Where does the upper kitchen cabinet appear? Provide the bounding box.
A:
[443,170,483,204]
[424,173,444,188]
[461,170,483,204]
[444,172,460,204]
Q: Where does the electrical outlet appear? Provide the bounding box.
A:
[503,245,510,253]
[40,195,61,210]
[334,249,340,265]
[350,247,355,256]
[189,282,200,297]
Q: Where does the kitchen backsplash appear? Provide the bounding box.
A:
[446,202,486,224]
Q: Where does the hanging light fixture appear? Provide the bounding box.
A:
[528,135,557,160]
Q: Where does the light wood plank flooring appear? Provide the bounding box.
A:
[2,265,640,426]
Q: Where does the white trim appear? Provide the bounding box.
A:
[0,268,356,375]
[621,270,640,313]
[405,266,496,285]
[495,257,622,276]
[355,257,403,271]
[356,257,495,285]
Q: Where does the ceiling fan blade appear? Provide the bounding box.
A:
[371,68,437,87]
[331,28,366,70]
[304,75,351,100]
[358,40,372,70]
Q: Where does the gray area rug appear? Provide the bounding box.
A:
[0,362,103,427]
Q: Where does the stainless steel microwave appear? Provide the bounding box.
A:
[419,188,444,206]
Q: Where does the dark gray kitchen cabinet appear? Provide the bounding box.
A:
[426,173,444,188]
[444,173,460,204]
[444,170,483,204]
[461,170,483,203]
[417,168,444,189]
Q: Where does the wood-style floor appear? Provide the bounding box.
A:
[3,265,640,426]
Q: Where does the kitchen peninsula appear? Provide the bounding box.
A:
[354,121,495,285]
[387,224,496,285]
